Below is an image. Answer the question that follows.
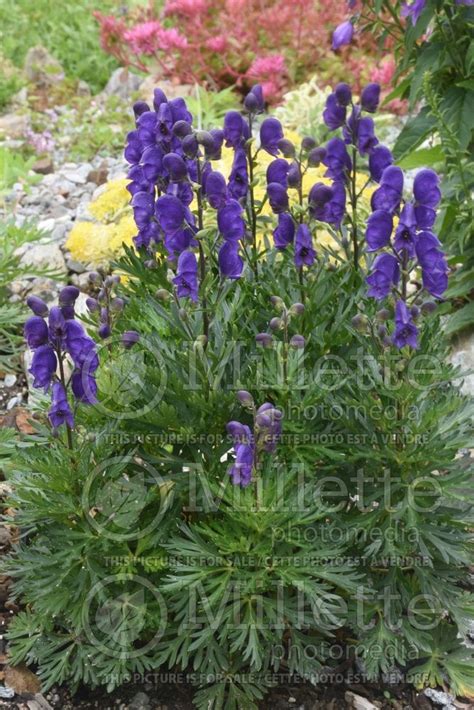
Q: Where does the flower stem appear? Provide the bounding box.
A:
[57,351,73,450]
[246,115,259,279]
[351,146,359,271]
[196,159,209,341]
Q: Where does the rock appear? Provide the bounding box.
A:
[37,218,55,233]
[0,112,29,138]
[138,76,194,103]
[66,258,87,274]
[24,46,64,87]
[4,664,41,694]
[344,692,379,710]
[4,374,17,388]
[0,686,14,699]
[129,691,150,710]
[76,79,91,97]
[7,395,22,410]
[423,688,456,709]
[27,694,53,710]
[103,68,142,100]
[32,156,54,175]
[60,162,93,185]
[87,163,109,186]
[20,242,67,273]
[451,331,474,397]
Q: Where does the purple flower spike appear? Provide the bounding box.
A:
[173,250,199,302]
[29,345,57,390]
[357,117,379,155]
[294,224,316,268]
[360,83,381,113]
[366,210,393,251]
[218,241,244,279]
[224,111,249,149]
[260,117,284,156]
[323,93,347,130]
[366,253,400,300]
[392,300,419,349]
[205,171,227,209]
[332,20,354,50]
[394,203,417,257]
[273,213,295,249]
[48,382,74,431]
[371,166,404,213]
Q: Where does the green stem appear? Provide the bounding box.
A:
[196,159,209,341]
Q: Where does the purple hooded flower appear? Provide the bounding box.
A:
[155,194,185,235]
[218,200,245,240]
[164,227,195,257]
[204,171,227,209]
[360,83,381,113]
[255,402,282,453]
[332,20,354,50]
[122,330,140,349]
[371,166,404,213]
[218,241,244,279]
[29,345,57,390]
[48,382,74,431]
[369,145,393,183]
[401,0,426,25]
[413,169,441,208]
[366,210,393,251]
[294,224,316,268]
[323,93,347,130]
[309,183,334,220]
[266,159,290,187]
[358,117,379,155]
[228,148,248,201]
[273,213,295,249]
[229,439,254,487]
[173,250,199,301]
[287,163,301,189]
[169,97,193,124]
[71,370,98,404]
[48,307,67,346]
[260,118,284,156]
[415,231,448,298]
[24,316,48,349]
[394,202,417,257]
[366,253,400,300]
[267,182,289,214]
[335,83,352,106]
[224,111,249,149]
[132,192,155,229]
[163,153,188,182]
[310,182,346,227]
[205,128,225,160]
[392,300,419,349]
[65,320,98,371]
[323,138,352,182]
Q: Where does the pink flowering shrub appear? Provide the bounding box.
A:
[94,0,382,102]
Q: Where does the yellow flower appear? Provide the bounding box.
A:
[88,179,130,222]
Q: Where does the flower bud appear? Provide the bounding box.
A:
[194,334,208,349]
[98,323,111,339]
[195,130,214,148]
[421,301,437,315]
[243,92,259,113]
[86,297,98,312]
[122,330,140,349]
[341,237,350,249]
[110,297,125,312]
[277,139,295,158]
[376,308,390,322]
[59,286,79,306]
[181,134,199,159]
[155,288,171,301]
[289,302,305,316]
[352,314,368,332]
[173,120,193,138]
[256,332,273,347]
[88,271,101,284]
[269,317,282,330]
[97,289,106,303]
[237,390,254,407]
[163,153,188,182]
[287,163,301,189]
[178,308,188,320]
[410,305,420,319]
[290,334,305,349]
[301,136,316,151]
[377,325,387,338]
[270,295,285,311]
[104,275,115,287]
[26,295,48,317]
[308,147,326,167]
[334,83,352,107]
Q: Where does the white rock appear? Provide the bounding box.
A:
[103,67,142,99]
[450,331,474,397]
[20,242,67,273]
[4,374,17,388]
[38,218,55,233]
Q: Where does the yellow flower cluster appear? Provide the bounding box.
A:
[66,179,136,265]
[66,131,373,265]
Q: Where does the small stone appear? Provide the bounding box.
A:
[103,67,142,99]
[87,164,109,186]
[20,242,67,273]
[129,691,150,710]
[37,218,55,233]
[7,395,21,410]
[60,163,92,185]
[0,112,29,138]
[76,79,91,96]
[32,156,54,175]
[24,46,64,87]
[66,258,87,274]
[4,374,17,388]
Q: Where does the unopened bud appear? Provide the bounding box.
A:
[421,301,437,315]
[290,334,305,349]
[110,297,125,312]
[277,139,295,158]
[270,295,285,312]
[301,136,316,151]
[289,302,305,316]
[376,308,390,322]
[122,330,140,349]
[269,317,282,330]
[352,314,368,332]
[155,288,170,301]
[237,390,254,407]
[256,332,273,347]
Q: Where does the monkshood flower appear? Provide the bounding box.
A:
[226,395,283,487]
[332,20,354,50]
[295,224,316,268]
[173,250,199,301]
[25,287,100,434]
[260,117,284,156]
[401,0,426,25]
[86,273,123,340]
[365,164,448,349]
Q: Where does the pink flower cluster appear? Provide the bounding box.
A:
[94,0,380,102]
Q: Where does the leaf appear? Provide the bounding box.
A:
[439,87,474,151]
[444,301,474,335]
[392,108,437,162]
[398,145,444,169]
